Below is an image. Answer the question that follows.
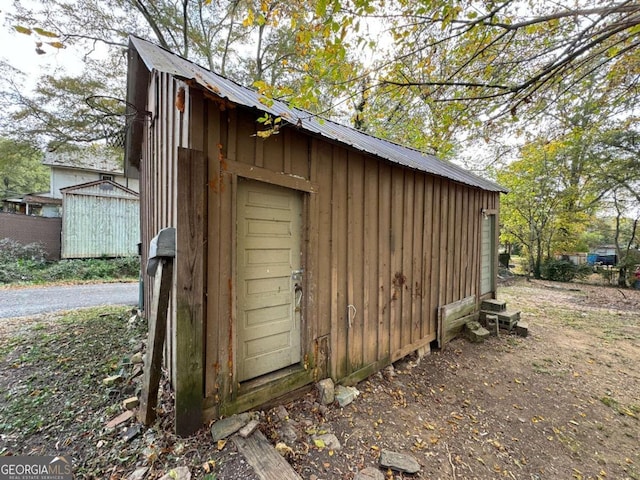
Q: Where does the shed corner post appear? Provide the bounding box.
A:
[175,147,206,436]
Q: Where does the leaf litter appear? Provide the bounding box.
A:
[1,278,639,479]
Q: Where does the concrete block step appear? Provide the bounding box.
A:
[481,299,507,312]
[480,310,521,331]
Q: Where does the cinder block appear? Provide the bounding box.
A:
[481,299,507,312]
[515,321,529,337]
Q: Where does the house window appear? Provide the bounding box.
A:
[101,174,114,182]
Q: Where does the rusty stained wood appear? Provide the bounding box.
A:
[204,102,221,401]
[175,147,206,436]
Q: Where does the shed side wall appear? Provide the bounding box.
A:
[191,102,500,411]
[141,88,500,418]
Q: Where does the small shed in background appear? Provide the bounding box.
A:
[125,36,506,434]
[61,179,140,258]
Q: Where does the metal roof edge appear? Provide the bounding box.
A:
[128,36,507,193]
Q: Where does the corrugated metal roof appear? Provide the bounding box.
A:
[44,148,124,174]
[129,36,506,193]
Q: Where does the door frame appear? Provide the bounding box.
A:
[235,177,304,382]
[220,162,318,413]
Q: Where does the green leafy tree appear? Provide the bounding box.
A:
[0,139,49,199]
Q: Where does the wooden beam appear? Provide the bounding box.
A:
[233,430,303,480]
[223,159,318,193]
[138,257,173,426]
[175,147,206,436]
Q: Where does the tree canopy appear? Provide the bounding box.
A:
[4,0,639,153]
[0,139,49,198]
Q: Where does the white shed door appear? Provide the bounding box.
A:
[237,179,302,382]
[480,215,495,295]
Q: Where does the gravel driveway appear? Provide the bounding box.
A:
[0,282,139,318]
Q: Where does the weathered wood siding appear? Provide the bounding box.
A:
[140,71,191,387]
[140,81,500,420]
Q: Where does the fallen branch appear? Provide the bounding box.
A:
[445,442,457,480]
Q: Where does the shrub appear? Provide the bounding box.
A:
[0,238,140,284]
[38,257,140,282]
[0,238,47,264]
[541,259,578,282]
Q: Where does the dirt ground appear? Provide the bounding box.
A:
[1,278,639,479]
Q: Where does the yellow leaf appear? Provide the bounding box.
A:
[314,439,326,449]
[33,27,58,38]
[14,26,32,35]
[217,439,227,450]
[47,41,65,49]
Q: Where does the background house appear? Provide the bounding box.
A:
[126,36,506,434]
[1,146,140,259]
[44,147,139,199]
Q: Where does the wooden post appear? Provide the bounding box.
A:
[175,148,206,436]
[138,228,176,426]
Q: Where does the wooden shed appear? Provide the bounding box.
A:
[125,37,506,434]
[60,179,140,258]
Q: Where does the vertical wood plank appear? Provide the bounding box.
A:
[218,170,233,403]
[331,147,348,380]
[430,178,441,335]
[307,139,320,375]
[411,173,424,343]
[138,258,173,425]
[446,182,456,304]
[453,184,463,300]
[205,102,222,400]
[347,152,364,372]
[363,157,378,366]
[471,190,480,298]
[401,171,414,348]
[438,180,448,308]
[227,109,237,162]
[175,147,206,436]
[283,128,292,173]
[390,168,404,354]
[316,141,332,339]
[422,175,434,338]
[255,133,265,168]
[377,162,391,363]
[461,188,471,298]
